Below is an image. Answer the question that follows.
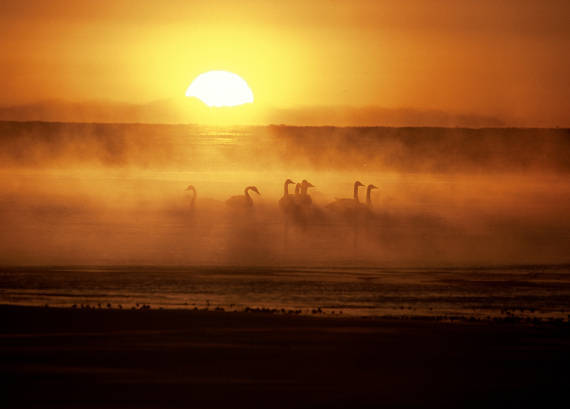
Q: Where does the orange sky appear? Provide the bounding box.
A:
[1,0,569,126]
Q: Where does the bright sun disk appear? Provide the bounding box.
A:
[185,71,254,107]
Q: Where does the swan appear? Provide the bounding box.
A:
[185,185,196,210]
[294,182,301,198]
[296,179,314,206]
[278,179,295,248]
[366,184,378,208]
[226,186,260,208]
[326,181,365,211]
[278,179,295,212]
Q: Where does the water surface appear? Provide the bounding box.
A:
[1,265,569,320]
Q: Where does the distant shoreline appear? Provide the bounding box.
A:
[1,304,568,326]
[1,119,568,130]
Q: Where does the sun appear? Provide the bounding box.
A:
[185,71,254,107]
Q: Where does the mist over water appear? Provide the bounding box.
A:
[0,121,569,266]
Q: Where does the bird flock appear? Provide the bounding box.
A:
[185,179,379,223]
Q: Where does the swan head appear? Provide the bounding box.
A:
[285,179,295,185]
[302,179,314,188]
[367,184,378,190]
[249,186,261,195]
[185,185,196,192]
[354,181,364,188]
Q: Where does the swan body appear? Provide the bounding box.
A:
[285,179,317,228]
[294,183,301,198]
[296,179,314,206]
[226,186,260,209]
[326,181,365,212]
[278,179,295,212]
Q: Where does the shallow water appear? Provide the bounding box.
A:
[1,265,569,320]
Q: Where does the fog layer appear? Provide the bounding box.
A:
[1,122,568,266]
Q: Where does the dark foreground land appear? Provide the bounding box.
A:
[1,305,569,408]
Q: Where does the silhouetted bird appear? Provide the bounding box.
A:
[185,185,196,211]
[288,179,320,227]
[296,179,314,206]
[226,186,260,208]
[326,181,365,212]
[325,181,367,249]
[278,179,296,213]
[366,184,378,208]
[294,182,301,198]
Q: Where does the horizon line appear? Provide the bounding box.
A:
[1,119,567,130]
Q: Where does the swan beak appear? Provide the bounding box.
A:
[370,185,378,189]
[306,182,314,188]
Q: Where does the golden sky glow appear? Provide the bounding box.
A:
[0,0,569,126]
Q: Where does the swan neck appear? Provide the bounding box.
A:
[283,182,290,197]
[353,184,360,202]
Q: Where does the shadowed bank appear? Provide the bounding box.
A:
[1,305,569,409]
